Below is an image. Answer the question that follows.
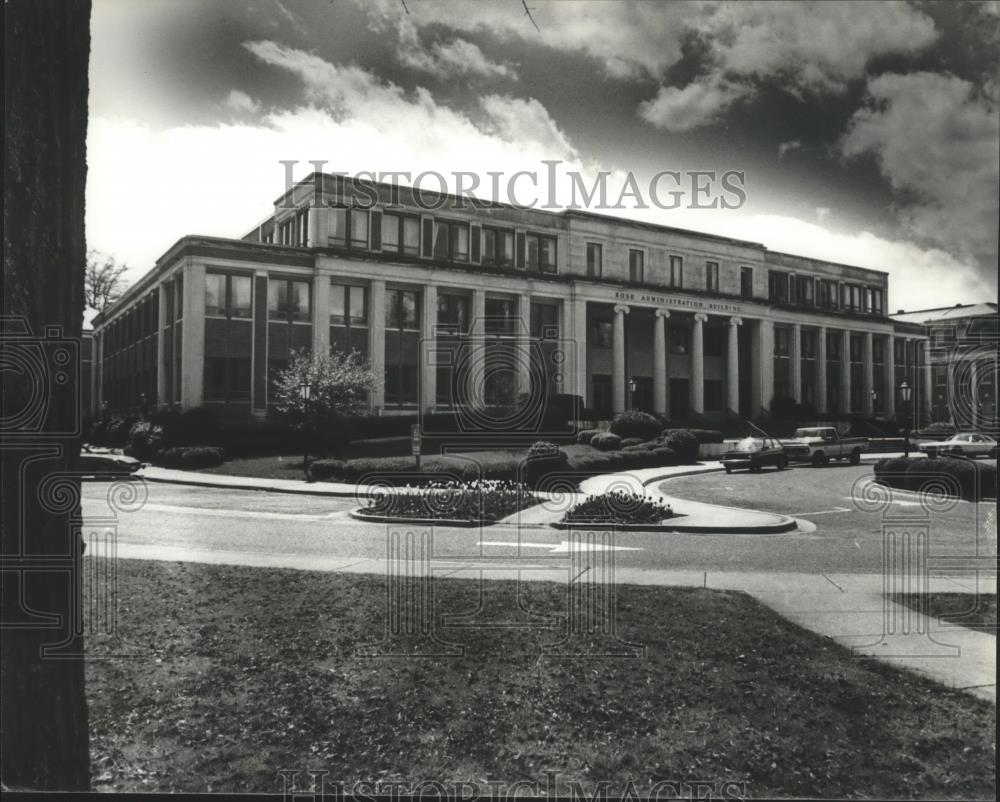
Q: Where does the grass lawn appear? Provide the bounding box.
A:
[892,593,997,635]
[86,558,995,796]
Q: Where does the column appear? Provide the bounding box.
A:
[156,282,168,406]
[690,313,707,415]
[569,297,588,403]
[420,284,437,413]
[517,293,532,398]
[612,303,629,414]
[752,318,774,417]
[653,310,669,415]
[922,340,933,426]
[816,325,827,414]
[791,322,802,403]
[311,272,330,355]
[470,289,487,408]
[863,331,875,415]
[369,280,386,411]
[841,329,851,413]
[180,261,205,409]
[727,316,742,414]
[885,335,896,418]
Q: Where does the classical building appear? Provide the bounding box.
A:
[891,303,998,432]
[91,173,940,426]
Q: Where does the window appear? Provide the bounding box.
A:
[873,338,885,364]
[526,233,557,272]
[849,334,863,362]
[268,278,311,322]
[801,330,817,359]
[704,379,724,411]
[483,227,515,267]
[205,272,252,319]
[330,283,368,327]
[386,289,419,330]
[796,276,814,306]
[174,276,183,319]
[437,293,469,332]
[530,302,559,339]
[827,331,842,360]
[349,208,369,249]
[669,255,683,287]
[433,220,470,262]
[706,261,720,293]
[768,270,789,303]
[629,249,645,283]
[668,325,689,355]
[485,297,517,336]
[871,288,884,315]
[433,221,451,260]
[586,243,603,278]
[592,321,612,349]
[740,267,753,299]
[774,327,791,357]
[894,338,907,364]
[380,213,421,257]
[704,327,724,357]
[819,279,837,309]
[328,206,348,246]
[382,213,400,252]
[204,356,251,402]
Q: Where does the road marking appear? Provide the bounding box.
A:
[478,540,642,554]
[798,506,852,516]
[841,496,924,507]
[93,503,337,521]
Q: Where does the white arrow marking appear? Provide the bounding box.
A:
[478,540,642,554]
[798,506,852,516]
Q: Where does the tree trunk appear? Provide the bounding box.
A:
[2,0,92,790]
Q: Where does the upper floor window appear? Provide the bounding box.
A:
[870,288,884,316]
[349,208,369,249]
[768,270,789,303]
[385,288,419,330]
[174,276,184,320]
[328,205,347,246]
[433,220,470,263]
[437,293,469,333]
[669,255,683,287]
[706,261,720,293]
[629,249,644,283]
[268,278,310,322]
[205,272,252,319]
[740,267,753,299]
[796,275,814,306]
[586,243,603,278]
[818,279,837,309]
[526,233,557,272]
[330,283,367,327]
[382,212,421,257]
[483,227,514,267]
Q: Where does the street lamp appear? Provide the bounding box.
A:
[628,376,638,410]
[899,380,912,457]
[299,380,313,478]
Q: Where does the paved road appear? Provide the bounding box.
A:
[80,463,996,576]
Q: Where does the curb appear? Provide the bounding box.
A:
[550,518,799,534]
[348,509,494,528]
[138,472,376,498]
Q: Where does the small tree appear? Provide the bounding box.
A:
[85,249,129,312]
[273,349,375,457]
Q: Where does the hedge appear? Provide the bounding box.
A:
[662,430,700,463]
[592,432,623,452]
[662,428,723,444]
[155,446,226,469]
[575,428,603,444]
[874,456,996,502]
[610,410,662,441]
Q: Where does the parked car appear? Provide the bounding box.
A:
[919,432,998,458]
[720,436,788,473]
[78,450,142,478]
[780,427,869,466]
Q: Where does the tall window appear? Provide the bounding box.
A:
[706,261,719,293]
[870,288,884,315]
[349,208,369,249]
[819,279,837,309]
[268,278,311,322]
[526,233,557,272]
[330,283,367,327]
[768,270,789,303]
[382,213,421,257]
[586,243,603,278]
[669,255,683,287]
[328,206,348,246]
[740,266,753,299]
[484,297,517,336]
[629,249,644,283]
[385,289,419,330]
[483,227,514,267]
[205,357,251,402]
[437,293,469,332]
[774,327,791,357]
[530,302,559,339]
[433,220,470,262]
[796,276,814,306]
[205,273,251,319]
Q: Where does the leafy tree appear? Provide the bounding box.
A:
[85,249,129,313]
[273,349,375,456]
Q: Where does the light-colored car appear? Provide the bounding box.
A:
[780,427,869,467]
[78,449,142,477]
[720,437,788,473]
[919,433,998,458]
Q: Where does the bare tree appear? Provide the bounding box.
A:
[85,249,129,312]
[3,0,92,790]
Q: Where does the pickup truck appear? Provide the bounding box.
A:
[780,427,869,466]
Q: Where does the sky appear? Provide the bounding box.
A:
[87,0,999,321]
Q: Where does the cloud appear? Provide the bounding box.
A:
[777,140,801,159]
[815,206,831,221]
[638,77,751,132]
[224,89,261,115]
[840,71,999,270]
[387,14,517,81]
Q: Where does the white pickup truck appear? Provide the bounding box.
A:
[780,427,869,466]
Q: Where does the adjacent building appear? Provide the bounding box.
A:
[92,173,942,426]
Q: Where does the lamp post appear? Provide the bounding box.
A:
[299,380,313,479]
[899,380,912,457]
[628,376,638,411]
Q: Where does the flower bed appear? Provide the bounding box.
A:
[562,491,673,525]
[361,479,538,523]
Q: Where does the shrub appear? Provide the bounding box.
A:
[874,456,996,502]
[562,491,673,525]
[610,410,662,440]
[527,440,562,457]
[620,437,645,448]
[308,459,346,480]
[663,429,700,463]
[651,447,679,465]
[925,421,958,434]
[591,432,623,451]
[576,428,603,444]
[156,446,225,469]
[125,421,165,461]
[363,479,537,522]
[522,442,569,486]
[622,444,648,453]
[106,415,139,448]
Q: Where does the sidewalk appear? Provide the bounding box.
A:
[137,466,377,497]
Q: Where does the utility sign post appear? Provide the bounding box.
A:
[411,424,422,470]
